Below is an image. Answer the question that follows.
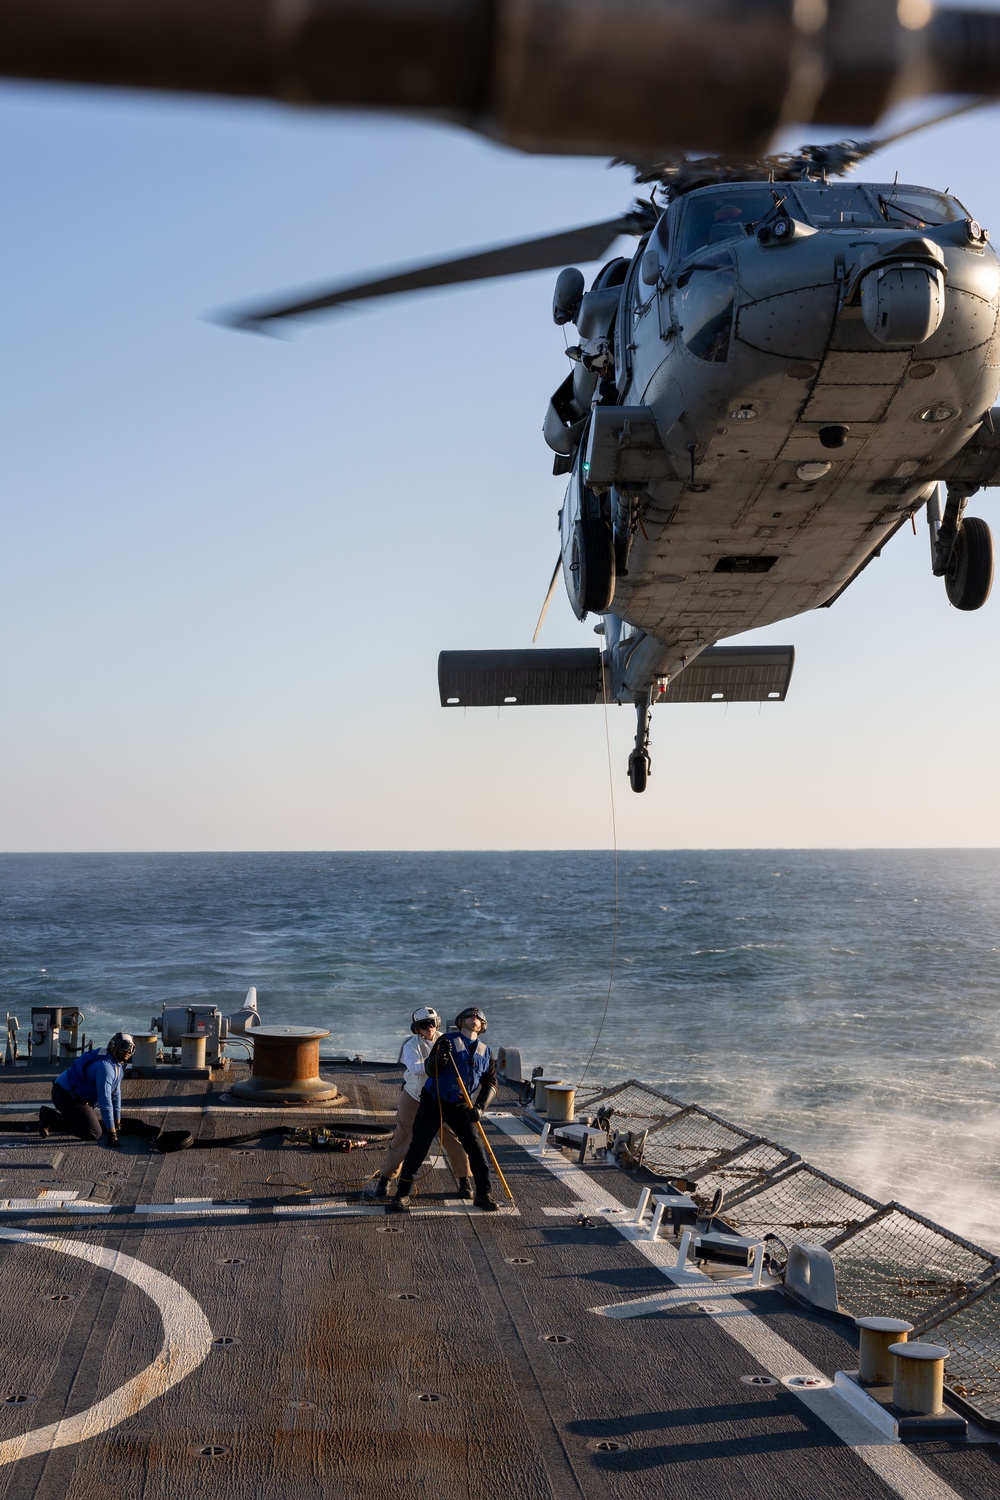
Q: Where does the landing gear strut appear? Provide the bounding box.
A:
[627,694,652,794]
[929,483,995,611]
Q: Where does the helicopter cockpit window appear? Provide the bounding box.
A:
[794,184,882,227]
[675,259,735,363]
[873,187,967,228]
[677,189,778,260]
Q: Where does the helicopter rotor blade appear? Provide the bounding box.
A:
[858,95,996,160]
[219,215,644,332]
[532,556,563,644]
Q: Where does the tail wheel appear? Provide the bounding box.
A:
[628,751,649,794]
[946,517,995,611]
[571,517,615,615]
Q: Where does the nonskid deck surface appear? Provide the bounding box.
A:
[0,1063,996,1500]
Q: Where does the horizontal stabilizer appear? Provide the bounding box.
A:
[660,645,795,703]
[438,644,794,708]
[439,650,603,707]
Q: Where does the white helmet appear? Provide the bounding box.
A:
[410,1007,441,1034]
[108,1032,135,1063]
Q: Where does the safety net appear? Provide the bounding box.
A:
[825,1204,998,1324]
[575,1084,1000,1427]
[722,1162,883,1250]
[916,1276,1000,1426]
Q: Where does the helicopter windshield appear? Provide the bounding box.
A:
[793,184,881,227]
[677,189,779,259]
[873,187,968,228]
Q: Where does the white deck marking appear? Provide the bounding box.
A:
[495,1117,969,1500]
[0,1228,213,1467]
[135,1201,250,1216]
[0,1200,112,1215]
[274,1203,387,1217]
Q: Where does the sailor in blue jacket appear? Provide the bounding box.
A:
[40,1032,135,1145]
[389,1007,498,1212]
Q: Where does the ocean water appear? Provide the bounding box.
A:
[1,850,998,1249]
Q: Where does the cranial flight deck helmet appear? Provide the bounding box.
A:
[108,1032,135,1063]
[410,1007,441,1034]
[454,1007,487,1033]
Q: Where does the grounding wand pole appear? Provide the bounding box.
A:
[448,1055,515,1203]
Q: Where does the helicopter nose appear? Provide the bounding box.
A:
[859,260,946,347]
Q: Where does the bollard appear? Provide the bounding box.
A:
[633,1187,652,1225]
[180,1033,207,1069]
[532,1076,563,1115]
[856,1317,914,1385]
[133,1034,159,1068]
[545,1083,575,1123]
[890,1341,949,1416]
[231,1024,340,1104]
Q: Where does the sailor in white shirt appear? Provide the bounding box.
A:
[369,1007,471,1199]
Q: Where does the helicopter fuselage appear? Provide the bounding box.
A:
[550,179,1000,703]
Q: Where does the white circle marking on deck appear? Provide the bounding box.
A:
[0,1227,214,1466]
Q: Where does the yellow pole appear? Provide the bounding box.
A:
[449,1055,515,1203]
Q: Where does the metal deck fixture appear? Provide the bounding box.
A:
[544,1083,575,1123]
[532,1076,563,1114]
[181,1034,207,1069]
[133,1034,158,1068]
[890,1340,951,1416]
[856,1316,915,1385]
[30,1007,82,1063]
[230,1025,339,1104]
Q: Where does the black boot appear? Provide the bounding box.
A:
[457,1177,473,1200]
[375,1177,390,1199]
[38,1105,58,1139]
[387,1178,412,1213]
[474,1189,500,1212]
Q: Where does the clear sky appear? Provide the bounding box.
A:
[1,78,999,851]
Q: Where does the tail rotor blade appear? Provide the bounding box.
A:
[533,556,563,643]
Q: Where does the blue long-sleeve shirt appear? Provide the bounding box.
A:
[423,1032,495,1106]
[55,1050,123,1131]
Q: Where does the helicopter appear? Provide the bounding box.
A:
[221,105,1000,793]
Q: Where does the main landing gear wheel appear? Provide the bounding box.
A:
[571,517,615,615]
[945,517,995,611]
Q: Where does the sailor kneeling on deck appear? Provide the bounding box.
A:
[39,1032,135,1145]
[389,1007,499,1212]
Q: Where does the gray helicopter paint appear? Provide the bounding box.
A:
[556,181,1000,701]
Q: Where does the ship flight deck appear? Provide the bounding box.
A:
[0,1060,997,1500]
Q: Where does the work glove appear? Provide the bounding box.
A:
[104,1130,121,1148]
[466,1106,481,1125]
[434,1036,452,1058]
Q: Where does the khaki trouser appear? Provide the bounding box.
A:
[380,1088,470,1181]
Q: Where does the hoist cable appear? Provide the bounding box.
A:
[577,651,619,1089]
